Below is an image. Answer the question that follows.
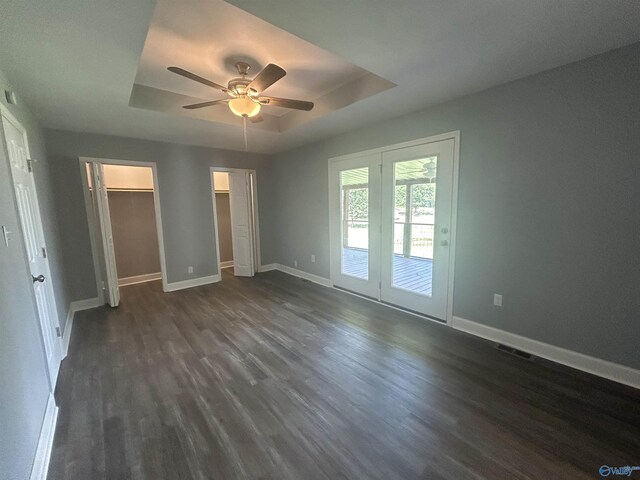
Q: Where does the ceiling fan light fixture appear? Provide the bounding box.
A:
[228,95,261,118]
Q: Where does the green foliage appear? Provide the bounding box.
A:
[412,183,436,210]
[345,182,436,221]
[395,185,406,208]
[347,188,368,220]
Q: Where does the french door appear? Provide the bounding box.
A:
[329,154,381,298]
[330,136,457,321]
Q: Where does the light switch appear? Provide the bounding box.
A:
[2,225,12,246]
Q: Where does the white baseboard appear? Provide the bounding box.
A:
[165,274,221,292]
[70,297,102,312]
[274,264,332,287]
[63,297,101,358]
[118,272,162,286]
[220,261,234,269]
[259,263,277,272]
[29,393,58,480]
[451,316,640,389]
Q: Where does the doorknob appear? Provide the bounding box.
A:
[441,227,448,234]
[440,240,449,247]
[32,274,45,283]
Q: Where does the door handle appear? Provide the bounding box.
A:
[32,274,45,283]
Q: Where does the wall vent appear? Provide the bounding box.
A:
[495,343,534,361]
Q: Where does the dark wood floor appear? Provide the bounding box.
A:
[49,270,640,480]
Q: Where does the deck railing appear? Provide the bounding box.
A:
[394,222,434,259]
[343,221,434,259]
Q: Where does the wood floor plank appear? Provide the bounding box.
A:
[49,270,640,479]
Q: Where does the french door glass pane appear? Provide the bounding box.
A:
[391,156,437,296]
[341,167,369,279]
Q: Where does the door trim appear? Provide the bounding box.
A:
[79,157,169,297]
[328,130,460,323]
[210,167,261,277]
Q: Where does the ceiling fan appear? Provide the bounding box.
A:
[403,157,438,180]
[167,62,314,123]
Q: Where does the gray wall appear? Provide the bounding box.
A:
[108,190,161,279]
[0,69,66,480]
[270,43,640,369]
[215,193,233,263]
[44,129,275,299]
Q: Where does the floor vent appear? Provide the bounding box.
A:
[495,343,534,361]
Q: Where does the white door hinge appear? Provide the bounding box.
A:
[55,326,61,337]
[27,158,34,172]
[42,246,47,258]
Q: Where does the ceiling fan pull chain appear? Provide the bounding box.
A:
[243,115,248,152]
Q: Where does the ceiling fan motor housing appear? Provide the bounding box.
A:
[228,78,252,97]
[235,61,251,76]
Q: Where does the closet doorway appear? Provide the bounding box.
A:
[80,158,167,307]
[211,168,260,278]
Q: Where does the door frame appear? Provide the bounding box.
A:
[79,157,169,300]
[328,130,460,323]
[1,103,63,386]
[210,167,261,277]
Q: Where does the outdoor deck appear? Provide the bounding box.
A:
[342,247,433,295]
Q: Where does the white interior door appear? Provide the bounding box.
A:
[2,111,62,383]
[228,171,255,277]
[329,154,382,298]
[90,163,120,306]
[380,139,455,319]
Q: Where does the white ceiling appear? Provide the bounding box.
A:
[132,0,395,132]
[137,0,369,114]
[1,0,639,154]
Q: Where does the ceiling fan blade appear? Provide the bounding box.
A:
[248,64,286,93]
[168,66,229,93]
[249,113,264,123]
[182,99,229,110]
[259,96,314,111]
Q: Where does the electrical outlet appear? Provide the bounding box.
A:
[293,260,298,268]
[493,294,503,307]
[188,266,194,274]
[311,254,316,263]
